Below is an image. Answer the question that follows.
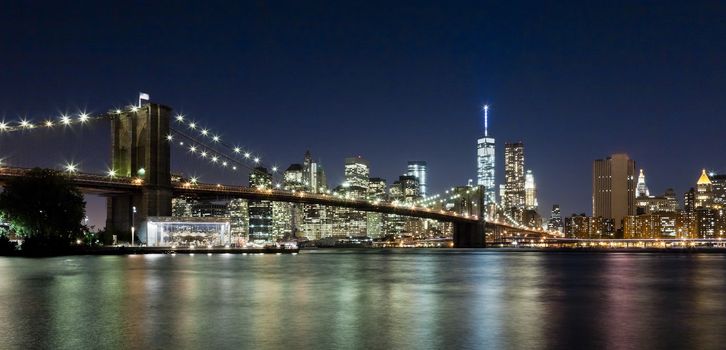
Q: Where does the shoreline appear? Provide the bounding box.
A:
[5,246,726,257]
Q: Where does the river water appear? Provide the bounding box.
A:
[2,250,726,349]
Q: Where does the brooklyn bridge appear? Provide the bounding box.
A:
[0,99,555,247]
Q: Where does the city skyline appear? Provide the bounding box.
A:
[1,1,725,228]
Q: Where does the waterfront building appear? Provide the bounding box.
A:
[547,205,564,233]
[564,214,589,238]
[301,204,330,240]
[695,208,718,238]
[476,105,496,206]
[524,169,538,210]
[624,212,677,239]
[407,161,428,197]
[592,153,636,230]
[249,167,273,242]
[228,199,248,244]
[504,142,525,223]
[695,169,713,208]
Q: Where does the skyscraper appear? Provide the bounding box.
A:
[303,150,318,192]
[712,173,726,207]
[524,169,538,210]
[344,156,370,195]
[406,161,427,197]
[476,105,496,206]
[548,204,563,233]
[503,142,525,211]
[695,169,713,208]
[248,167,273,242]
[592,153,636,230]
[636,169,650,198]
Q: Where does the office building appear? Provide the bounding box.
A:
[695,169,713,208]
[248,167,273,242]
[407,161,428,197]
[344,156,370,198]
[548,205,563,233]
[524,169,538,210]
[504,142,525,222]
[476,105,496,206]
[592,153,636,230]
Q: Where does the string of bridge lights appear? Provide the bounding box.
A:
[167,113,286,186]
[0,111,108,133]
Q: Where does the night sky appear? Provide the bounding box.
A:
[1,1,725,228]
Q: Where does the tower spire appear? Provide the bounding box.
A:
[483,104,489,137]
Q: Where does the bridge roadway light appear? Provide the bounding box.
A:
[253,157,260,163]
[201,129,208,136]
[64,162,78,173]
[79,113,89,123]
[115,109,122,114]
[243,152,250,158]
[44,120,54,127]
[212,135,219,142]
[189,122,196,129]
[60,115,72,125]
[233,147,241,153]
[166,134,173,141]
[176,114,184,122]
[0,122,7,131]
[107,169,117,178]
[131,106,139,112]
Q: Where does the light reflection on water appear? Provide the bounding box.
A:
[1,251,726,349]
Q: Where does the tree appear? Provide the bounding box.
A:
[0,168,86,250]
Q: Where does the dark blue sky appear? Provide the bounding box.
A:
[1,1,725,227]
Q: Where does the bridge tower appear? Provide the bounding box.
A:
[453,185,487,248]
[106,103,172,243]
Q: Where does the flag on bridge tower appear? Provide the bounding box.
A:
[138,92,150,107]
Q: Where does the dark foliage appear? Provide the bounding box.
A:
[0,168,86,252]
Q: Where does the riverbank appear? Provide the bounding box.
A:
[0,246,299,257]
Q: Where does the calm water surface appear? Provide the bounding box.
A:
[2,250,726,349]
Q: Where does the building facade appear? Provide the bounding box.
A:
[592,153,636,230]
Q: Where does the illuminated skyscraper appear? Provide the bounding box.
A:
[548,204,563,233]
[476,105,496,206]
[248,167,273,242]
[712,173,726,207]
[504,142,525,213]
[407,161,427,197]
[636,169,650,198]
[695,169,713,208]
[592,153,636,230]
[344,156,370,197]
[524,169,538,210]
[303,150,318,192]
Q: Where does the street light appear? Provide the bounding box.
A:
[131,206,137,246]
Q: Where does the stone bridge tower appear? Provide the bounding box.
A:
[106,103,172,243]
